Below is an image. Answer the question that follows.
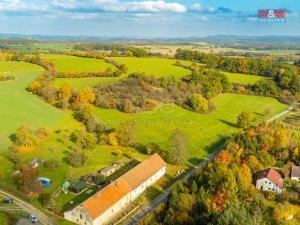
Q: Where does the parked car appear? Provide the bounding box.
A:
[28,215,38,223]
[2,198,13,204]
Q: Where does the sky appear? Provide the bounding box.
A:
[0,0,299,37]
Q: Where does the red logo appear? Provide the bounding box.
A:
[258,9,286,23]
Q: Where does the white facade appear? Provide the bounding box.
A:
[256,178,282,194]
[131,166,165,201]
[65,165,166,225]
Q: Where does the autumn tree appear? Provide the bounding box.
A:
[27,80,42,94]
[215,150,232,165]
[239,163,252,191]
[238,58,248,74]
[168,129,187,165]
[15,124,35,147]
[58,83,72,101]
[108,132,118,146]
[237,112,251,129]
[117,121,135,147]
[74,88,95,105]
[16,164,40,193]
[190,94,209,113]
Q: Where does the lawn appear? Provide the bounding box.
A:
[110,57,192,78]
[221,71,265,85]
[93,94,287,163]
[42,54,116,72]
[0,61,65,150]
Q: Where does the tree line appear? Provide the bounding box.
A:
[176,49,300,105]
[73,42,148,57]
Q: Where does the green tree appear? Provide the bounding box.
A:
[237,112,251,129]
[168,129,187,165]
[38,192,52,208]
[190,94,209,113]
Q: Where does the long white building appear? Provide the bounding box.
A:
[64,153,166,225]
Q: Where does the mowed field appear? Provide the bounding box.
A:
[47,55,193,89]
[94,94,287,163]
[51,76,125,89]
[0,61,64,150]
[110,57,192,78]
[42,54,116,72]
[221,71,265,85]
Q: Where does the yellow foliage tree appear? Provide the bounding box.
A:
[74,88,95,105]
[58,83,72,101]
[108,132,118,146]
[239,163,252,191]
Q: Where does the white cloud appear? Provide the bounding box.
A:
[52,0,186,13]
[191,3,202,12]
[0,0,49,12]
[190,3,215,14]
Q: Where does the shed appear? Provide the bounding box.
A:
[70,181,87,193]
[291,165,300,182]
[62,181,71,191]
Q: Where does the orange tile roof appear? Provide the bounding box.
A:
[82,177,131,220]
[81,154,166,220]
[121,153,166,190]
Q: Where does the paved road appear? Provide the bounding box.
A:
[123,106,294,225]
[0,190,55,225]
[16,218,43,225]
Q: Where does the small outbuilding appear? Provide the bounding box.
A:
[62,180,71,191]
[291,165,300,182]
[70,181,87,193]
[98,162,121,177]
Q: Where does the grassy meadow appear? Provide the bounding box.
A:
[94,94,287,162]
[221,71,265,85]
[51,76,124,89]
[110,57,192,78]
[0,61,65,150]
[42,54,116,72]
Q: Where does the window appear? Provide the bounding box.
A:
[80,214,82,219]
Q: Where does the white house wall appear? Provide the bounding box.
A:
[131,166,166,201]
[256,178,282,194]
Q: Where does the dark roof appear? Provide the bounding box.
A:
[291,165,300,178]
[71,181,87,190]
[257,168,283,188]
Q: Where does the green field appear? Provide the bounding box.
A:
[51,76,124,89]
[221,71,265,85]
[110,57,192,78]
[94,94,287,162]
[0,61,64,150]
[42,54,116,72]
